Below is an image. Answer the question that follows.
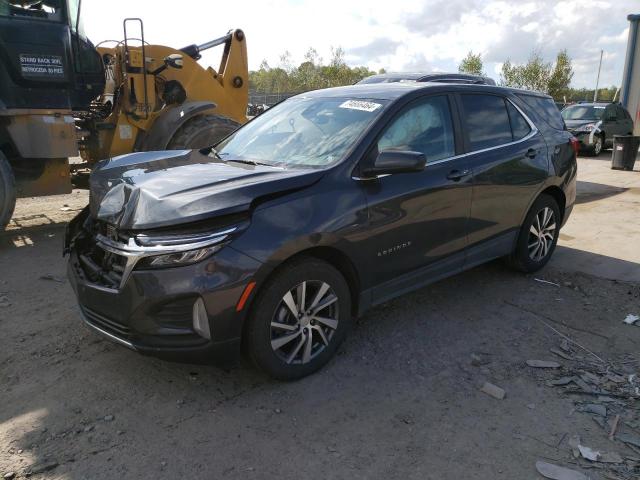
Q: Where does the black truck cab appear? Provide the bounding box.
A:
[0,0,103,110]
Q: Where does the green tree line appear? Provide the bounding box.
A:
[250,47,617,103]
[249,47,377,95]
[458,50,618,102]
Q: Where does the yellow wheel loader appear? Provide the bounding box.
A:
[0,1,248,229]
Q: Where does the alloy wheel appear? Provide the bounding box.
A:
[528,207,556,262]
[594,137,602,155]
[270,281,339,365]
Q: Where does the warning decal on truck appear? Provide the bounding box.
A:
[19,54,65,78]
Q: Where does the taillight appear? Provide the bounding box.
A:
[569,137,580,157]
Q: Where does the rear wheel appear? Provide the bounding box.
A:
[166,114,240,150]
[0,151,16,230]
[245,258,352,380]
[507,194,560,273]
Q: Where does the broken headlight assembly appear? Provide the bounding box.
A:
[136,244,224,269]
[92,226,238,289]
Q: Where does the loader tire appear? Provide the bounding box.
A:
[0,151,16,230]
[166,114,240,150]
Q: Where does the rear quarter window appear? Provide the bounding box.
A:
[516,94,565,130]
[461,94,512,150]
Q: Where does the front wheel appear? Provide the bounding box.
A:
[0,151,16,230]
[507,194,560,273]
[245,258,352,380]
[589,134,603,156]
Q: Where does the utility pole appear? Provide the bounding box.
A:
[593,50,603,102]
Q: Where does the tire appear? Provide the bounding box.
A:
[0,151,16,230]
[245,258,352,380]
[166,114,240,150]
[507,194,561,273]
[588,134,603,156]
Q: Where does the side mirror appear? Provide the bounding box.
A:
[361,150,426,178]
[164,54,183,70]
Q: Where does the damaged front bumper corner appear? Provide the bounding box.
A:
[64,209,262,364]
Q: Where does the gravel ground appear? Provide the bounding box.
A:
[1,155,639,480]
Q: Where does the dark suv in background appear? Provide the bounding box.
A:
[66,81,577,379]
[561,102,634,155]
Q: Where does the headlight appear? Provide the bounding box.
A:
[137,244,224,269]
[576,123,595,132]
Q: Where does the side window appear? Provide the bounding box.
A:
[377,95,455,162]
[461,94,512,150]
[506,101,531,140]
[516,94,565,130]
[605,105,617,121]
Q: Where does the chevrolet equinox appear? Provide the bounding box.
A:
[66,82,578,379]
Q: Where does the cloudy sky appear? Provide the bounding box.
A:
[83,0,638,88]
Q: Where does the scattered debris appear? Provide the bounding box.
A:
[623,314,639,326]
[103,414,114,422]
[568,435,581,458]
[59,206,71,211]
[535,278,561,287]
[274,408,282,414]
[527,359,561,369]
[535,460,589,480]
[480,382,505,400]
[609,415,620,441]
[0,295,9,308]
[580,403,607,416]
[39,274,65,283]
[3,472,16,480]
[470,353,491,366]
[550,347,574,360]
[617,431,640,449]
[578,444,600,462]
[548,377,574,386]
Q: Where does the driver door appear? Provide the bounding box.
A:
[359,94,472,298]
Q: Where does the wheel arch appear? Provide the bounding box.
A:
[517,183,567,232]
[537,185,566,223]
[137,101,217,151]
[241,245,362,335]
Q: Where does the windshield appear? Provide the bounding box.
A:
[561,105,605,121]
[215,96,388,168]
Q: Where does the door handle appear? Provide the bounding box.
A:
[446,169,470,181]
[525,148,537,159]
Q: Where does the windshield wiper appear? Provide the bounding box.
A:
[227,159,276,167]
[208,148,223,160]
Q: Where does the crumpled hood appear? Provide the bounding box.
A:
[89,149,324,230]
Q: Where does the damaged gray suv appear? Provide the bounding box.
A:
[66,82,577,379]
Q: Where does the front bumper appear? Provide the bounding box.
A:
[570,131,597,149]
[67,244,262,364]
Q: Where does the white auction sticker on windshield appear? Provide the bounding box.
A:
[339,100,382,112]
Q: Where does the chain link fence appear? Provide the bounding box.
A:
[249,91,300,107]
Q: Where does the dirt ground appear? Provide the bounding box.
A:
[1,154,639,480]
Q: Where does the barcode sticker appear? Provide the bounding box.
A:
[339,100,382,112]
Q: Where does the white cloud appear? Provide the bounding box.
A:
[81,0,638,88]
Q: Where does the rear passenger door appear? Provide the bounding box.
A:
[457,93,549,268]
